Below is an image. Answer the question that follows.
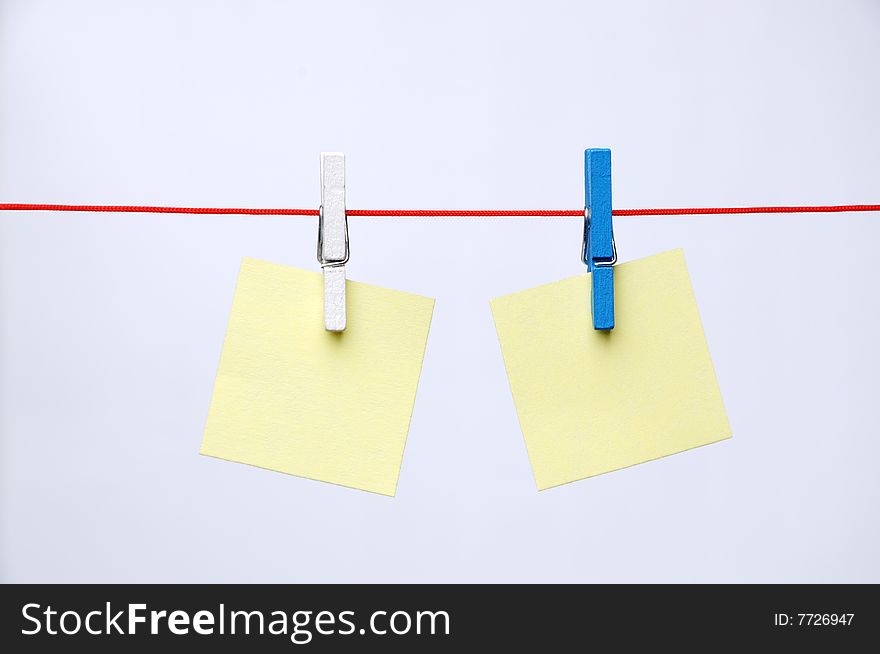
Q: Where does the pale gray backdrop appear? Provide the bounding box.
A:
[1,0,878,583]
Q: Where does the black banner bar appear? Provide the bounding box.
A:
[1,584,877,651]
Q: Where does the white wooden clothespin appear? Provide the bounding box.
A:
[318,152,348,331]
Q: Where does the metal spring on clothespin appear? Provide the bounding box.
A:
[317,152,349,331]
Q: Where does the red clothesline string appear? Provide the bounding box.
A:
[1,203,879,217]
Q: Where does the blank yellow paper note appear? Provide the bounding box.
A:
[491,249,731,490]
[201,259,434,496]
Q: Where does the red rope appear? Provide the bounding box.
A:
[347,209,584,217]
[613,204,880,216]
[0,204,319,216]
[1,203,879,217]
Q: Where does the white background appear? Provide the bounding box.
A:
[1,0,878,583]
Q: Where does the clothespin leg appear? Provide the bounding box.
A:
[323,264,346,331]
[591,266,614,330]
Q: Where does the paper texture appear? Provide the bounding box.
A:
[490,249,731,490]
[201,258,434,496]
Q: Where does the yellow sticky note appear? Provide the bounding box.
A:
[491,249,731,489]
[201,258,434,496]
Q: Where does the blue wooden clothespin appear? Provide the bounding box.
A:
[583,148,616,330]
